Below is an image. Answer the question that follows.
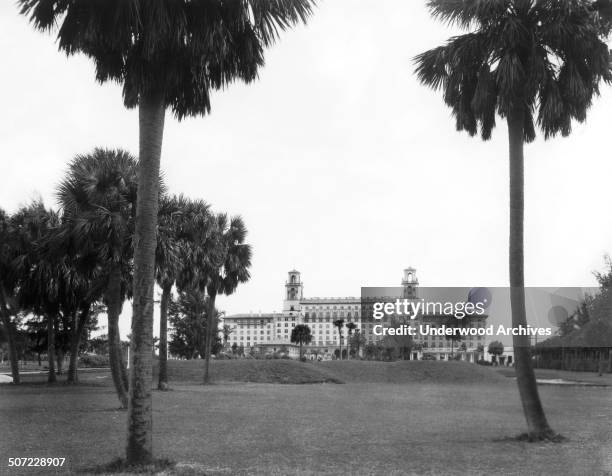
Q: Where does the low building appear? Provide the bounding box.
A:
[534,319,612,373]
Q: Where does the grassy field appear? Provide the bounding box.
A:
[158,359,508,385]
[494,366,612,386]
[1,361,611,475]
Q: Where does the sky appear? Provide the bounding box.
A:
[1,1,611,339]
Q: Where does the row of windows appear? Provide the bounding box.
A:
[304,311,358,319]
[303,305,359,310]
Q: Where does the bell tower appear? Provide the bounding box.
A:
[283,270,303,312]
[402,267,419,299]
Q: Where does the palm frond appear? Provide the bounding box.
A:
[18,0,316,120]
[416,0,612,143]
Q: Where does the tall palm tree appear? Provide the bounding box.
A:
[19,0,315,463]
[58,148,139,408]
[415,0,611,440]
[203,214,252,384]
[170,198,215,367]
[333,319,345,360]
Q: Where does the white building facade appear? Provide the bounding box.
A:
[224,269,488,361]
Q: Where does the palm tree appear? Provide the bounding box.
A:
[155,195,211,388]
[345,322,357,359]
[168,199,216,370]
[58,148,139,408]
[10,202,62,383]
[155,195,183,391]
[19,0,315,463]
[415,0,611,440]
[36,217,101,385]
[203,214,252,384]
[333,319,345,360]
[0,208,21,384]
[291,324,312,360]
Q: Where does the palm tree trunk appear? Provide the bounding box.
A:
[508,108,554,440]
[0,308,20,384]
[106,265,128,409]
[67,304,91,384]
[126,91,165,465]
[158,284,171,390]
[204,290,217,384]
[47,315,56,383]
[346,333,350,360]
[56,347,64,375]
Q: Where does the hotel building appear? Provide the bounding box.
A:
[223,268,488,361]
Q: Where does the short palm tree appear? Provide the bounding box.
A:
[155,194,211,389]
[0,208,20,384]
[415,0,611,440]
[19,0,315,463]
[345,322,357,359]
[155,195,183,391]
[333,319,345,360]
[10,202,62,383]
[291,324,313,359]
[58,148,139,408]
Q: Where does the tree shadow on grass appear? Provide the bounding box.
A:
[494,432,567,443]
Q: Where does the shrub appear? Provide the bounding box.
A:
[476,359,492,366]
[78,354,110,368]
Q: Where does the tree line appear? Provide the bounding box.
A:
[0,148,251,406]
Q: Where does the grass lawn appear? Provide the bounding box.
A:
[158,359,508,385]
[1,361,611,475]
[494,366,612,386]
